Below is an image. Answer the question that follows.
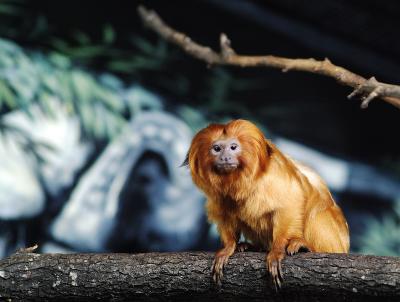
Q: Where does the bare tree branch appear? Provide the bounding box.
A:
[0,251,399,301]
[137,6,400,109]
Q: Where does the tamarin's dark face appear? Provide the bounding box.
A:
[186,119,268,183]
[210,138,241,173]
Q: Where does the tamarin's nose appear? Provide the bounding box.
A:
[221,156,231,162]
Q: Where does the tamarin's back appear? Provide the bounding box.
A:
[291,158,350,253]
[207,146,350,254]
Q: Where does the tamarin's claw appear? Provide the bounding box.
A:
[211,254,230,286]
[267,251,284,290]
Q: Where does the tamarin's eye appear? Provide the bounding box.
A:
[231,144,237,150]
[213,145,221,152]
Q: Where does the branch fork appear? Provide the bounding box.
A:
[138,5,400,109]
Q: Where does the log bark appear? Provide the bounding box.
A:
[0,251,399,301]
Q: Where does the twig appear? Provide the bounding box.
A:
[137,6,400,109]
[15,244,38,254]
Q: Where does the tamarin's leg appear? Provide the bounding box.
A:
[267,210,304,289]
[304,204,350,253]
[212,223,238,285]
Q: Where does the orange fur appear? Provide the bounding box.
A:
[186,119,349,287]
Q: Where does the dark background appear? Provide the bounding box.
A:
[4,0,400,159]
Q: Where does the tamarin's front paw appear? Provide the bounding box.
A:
[211,253,231,286]
[286,238,310,256]
[266,250,285,290]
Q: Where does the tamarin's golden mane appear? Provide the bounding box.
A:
[186,120,270,196]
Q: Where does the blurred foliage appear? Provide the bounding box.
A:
[358,200,400,256]
[0,38,163,141]
[0,118,56,165]
[0,1,174,84]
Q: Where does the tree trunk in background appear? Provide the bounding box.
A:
[0,251,399,301]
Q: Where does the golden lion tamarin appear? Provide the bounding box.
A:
[184,119,349,288]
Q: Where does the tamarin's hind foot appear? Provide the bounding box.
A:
[236,242,263,252]
[286,238,310,256]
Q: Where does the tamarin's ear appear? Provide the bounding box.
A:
[266,140,274,156]
[180,153,189,167]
